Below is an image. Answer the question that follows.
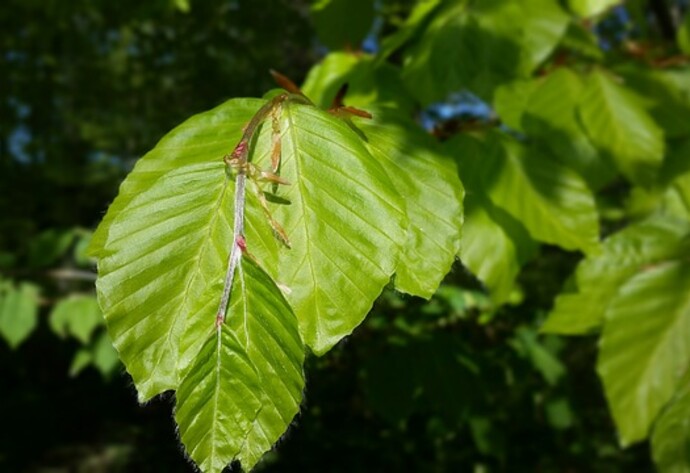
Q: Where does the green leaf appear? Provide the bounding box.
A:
[0,281,40,349]
[176,257,304,472]
[89,99,262,258]
[401,0,569,103]
[28,228,74,268]
[448,132,600,253]
[598,261,690,445]
[578,69,665,186]
[92,331,121,377]
[513,327,565,386]
[652,371,690,473]
[523,67,616,189]
[354,107,464,298]
[73,229,95,267]
[310,0,375,50]
[69,348,93,377]
[93,97,404,393]
[559,21,604,60]
[378,0,442,61]
[176,325,263,473]
[50,294,102,344]
[93,98,281,400]
[617,66,690,139]
[542,217,690,334]
[461,194,536,304]
[492,79,538,131]
[301,52,414,113]
[568,0,620,18]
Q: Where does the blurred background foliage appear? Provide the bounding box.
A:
[1,0,690,471]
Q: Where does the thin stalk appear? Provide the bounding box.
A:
[215,93,289,327]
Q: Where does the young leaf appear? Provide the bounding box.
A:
[542,217,690,334]
[354,107,464,299]
[578,69,664,186]
[176,258,304,472]
[0,281,40,349]
[50,294,102,344]
[597,261,690,445]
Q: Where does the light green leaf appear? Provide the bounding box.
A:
[89,98,261,258]
[569,0,620,18]
[523,67,615,189]
[578,69,664,186]
[354,107,463,298]
[176,326,262,473]
[448,132,600,253]
[310,0,375,50]
[176,257,304,472]
[652,371,690,473]
[251,104,406,354]
[598,261,690,446]
[0,281,40,349]
[542,217,690,334]
[50,294,102,344]
[92,98,282,400]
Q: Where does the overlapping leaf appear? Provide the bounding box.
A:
[401,0,569,103]
[597,261,690,445]
[522,68,615,189]
[542,217,690,334]
[301,52,414,112]
[447,131,599,254]
[461,194,536,304]
[578,69,665,186]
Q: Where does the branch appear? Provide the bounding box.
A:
[215,94,289,327]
